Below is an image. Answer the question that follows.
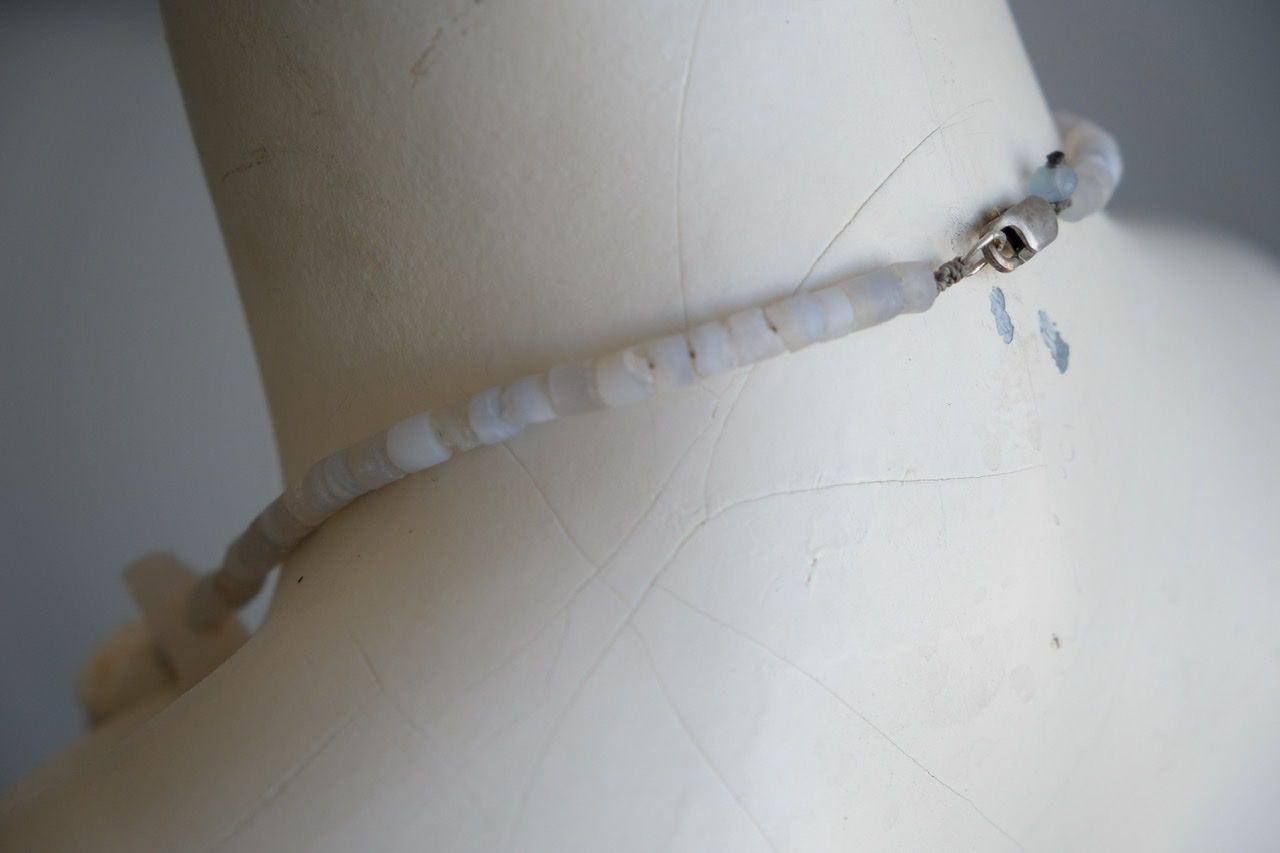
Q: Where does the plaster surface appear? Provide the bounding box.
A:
[2,1,1278,850]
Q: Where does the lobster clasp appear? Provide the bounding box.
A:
[960,195,1059,275]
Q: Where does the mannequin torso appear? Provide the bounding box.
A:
[3,1,1278,850]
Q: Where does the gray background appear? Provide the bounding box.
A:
[1,0,1277,788]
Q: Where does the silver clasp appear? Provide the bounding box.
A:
[959,195,1060,277]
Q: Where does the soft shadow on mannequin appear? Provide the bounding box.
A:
[3,0,1279,850]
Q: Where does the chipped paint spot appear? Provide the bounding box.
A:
[989,286,1014,344]
[1038,310,1069,373]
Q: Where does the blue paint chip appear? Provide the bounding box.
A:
[1038,310,1070,373]
[989,286,1014,344]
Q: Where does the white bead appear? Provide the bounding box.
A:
[1078,145,1122,188]
[594,348,655,408]
[229,519,288,572]
[688,320,737,377]
[1056,110,1123,186]
[303,460,348,512]
[1028,163,1078,203]
[385,411,454,472]
[468,386,523,444]
[892,261,938,314]
[840,267,906,331]
[763,293,825,351]
[77,622,177,724]
[644,333,695,390]
[430,404,482,452]
[345,433,405,491]
[279,461,353,526]
[501,374,556,425]
[319,450,363,501]
[260,495,312,546]
[811,286,855,340]
[280,480,328,527]
[1074,131,1123,186]
[1059,160,1114,222]
[547,360,604,415]
[726,307,786,364]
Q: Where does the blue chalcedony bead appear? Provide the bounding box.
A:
[1029,163,1078,203]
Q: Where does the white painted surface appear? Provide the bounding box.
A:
[1,2,1278,850]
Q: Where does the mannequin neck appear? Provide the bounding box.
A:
[167,0,1054,480]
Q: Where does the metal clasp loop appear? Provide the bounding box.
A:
[960,195,1060,276]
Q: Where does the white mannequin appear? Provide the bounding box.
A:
[3,1,1279,850]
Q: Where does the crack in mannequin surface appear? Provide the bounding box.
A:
[3,1,1279,850]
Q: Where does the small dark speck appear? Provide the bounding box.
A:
[1051,634,1061,649]
[297,576,304,584]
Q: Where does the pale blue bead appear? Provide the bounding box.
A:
[1028,164,1078,203]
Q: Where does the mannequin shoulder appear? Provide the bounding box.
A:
[1086,217,1280,380]
[1117,217,1280,309]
